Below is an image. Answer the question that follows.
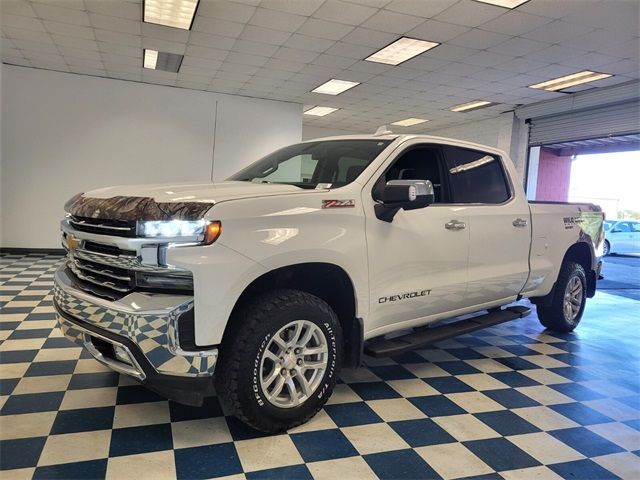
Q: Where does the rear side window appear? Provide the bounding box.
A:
[443,146,511,204]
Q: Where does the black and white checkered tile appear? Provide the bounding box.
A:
[1,253,639,479]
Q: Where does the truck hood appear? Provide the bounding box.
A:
[84,181,305,203]
[65,181,310,221]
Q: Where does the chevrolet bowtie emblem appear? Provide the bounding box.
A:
[66,234,81,251]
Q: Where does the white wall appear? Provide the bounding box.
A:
[1,65,301,248]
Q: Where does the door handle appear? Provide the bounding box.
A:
[513,218,528,228]
[445,220,466,231]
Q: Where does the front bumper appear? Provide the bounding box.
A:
[54,266,218,405]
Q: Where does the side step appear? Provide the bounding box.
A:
[364,306,531,358]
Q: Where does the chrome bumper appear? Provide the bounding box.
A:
[54,267,217,378]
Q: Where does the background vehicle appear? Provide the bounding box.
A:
[603,219,640,255]
[54,133,604,432]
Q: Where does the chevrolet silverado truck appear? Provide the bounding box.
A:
[54,133,604,432]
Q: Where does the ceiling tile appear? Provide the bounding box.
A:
[249,7,306,32]
[312,53,356,68]
[263,57,306,72]
[428,44,478,62]
[188,31,237,50]
[284,34,336,53]
[2,14,47,32]
[297,18,354,40]
[43,21,95,39]
[94,29,141,47]
[494,57,550,74]
[527,44,589,63]
[340,27,397,48]
[479,10,553,36]
[85,0,140,20]
[521,20,596,44]
[232,39,280,57]
[197,1,256,22]
[488,37,549,57]
[3,26,51,43]
[99,42,141,58]
[448,28,510,49]
[225,51,269,67]
[141,23,190,43]
[324,41,377,60]
[50,34,98,51]
[313,0,378,26]
[362,10,424,34]
[407,20,471,43]
[434,0,506,27]
[558,52,625,70]
[260,0,325,16]
[191,16,245,38]
[186,44,229,61]
[88,13,140,35]
[384,0,458,18]
[239,25,291,45]
[32,2,91,26]
[274,47,319,63]
[1,0,37,17]
[142,38,187,54]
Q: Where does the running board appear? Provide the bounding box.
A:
[364,306,531,358]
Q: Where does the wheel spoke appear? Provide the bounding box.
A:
[302,345,328,356]
[263,367,280,389]
[296,326,315,348]
[263,350,281,363]
[288,322,304,346]
[267,375,286,400]
[303,360,325,370]
[285,378,299,407]
[297,372,313,396]
[272,334,288,351]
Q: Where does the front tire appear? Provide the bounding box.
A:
[537,261,587,332]
[216,289,343,432]
[603,240,610,256]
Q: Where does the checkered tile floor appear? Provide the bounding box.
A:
[1,253,639,479]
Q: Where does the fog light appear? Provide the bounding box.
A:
[114,345,132,365]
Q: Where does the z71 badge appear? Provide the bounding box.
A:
[322,199,356,209]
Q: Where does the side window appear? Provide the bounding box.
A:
[631,222,640,232]
[443,146,510,204]
[382,147,447,202]
[616,222,631,232]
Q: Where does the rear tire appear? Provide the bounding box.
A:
[537,261,587,333]
[215,289,343,433]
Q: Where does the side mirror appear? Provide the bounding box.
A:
[375,179,435,222]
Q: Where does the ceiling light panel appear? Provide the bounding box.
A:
[391,118,429,126]
[473,0,530,8]
[528,71,613,91]
[304,106,339,116]
[312,79,360,95]
[144,49,184,72]
[144,49,158,69]
[450,100,494,112]
[144,0,199,30]
[365,37,440,66]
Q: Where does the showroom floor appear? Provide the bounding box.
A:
[1,254,639,479]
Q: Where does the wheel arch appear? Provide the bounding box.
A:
[226,262,363,367]
[532,241,596,307]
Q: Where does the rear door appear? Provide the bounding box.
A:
[441,145,531,307]
[611,222,633,253]
[631,221,640,253]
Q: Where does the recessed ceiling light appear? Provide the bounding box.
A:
[391,118,429,127]
[144,0,199,30]
[529,71,613,92]
[450,100,494,112]
[365,37,440,66]
[143,49,183,72]
[144,49,158,69]
[312,79,360,95]
[304,106,339,116]
[473,0,530,8]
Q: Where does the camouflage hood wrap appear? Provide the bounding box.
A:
[64,193,214,221]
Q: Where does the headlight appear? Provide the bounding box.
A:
[138,220,221,245]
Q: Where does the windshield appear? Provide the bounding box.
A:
[228,140,392,189]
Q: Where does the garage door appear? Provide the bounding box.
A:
[516,81,640,146]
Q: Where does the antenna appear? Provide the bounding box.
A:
[374,125,393,136]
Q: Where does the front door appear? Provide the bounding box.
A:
[363,142,469,334]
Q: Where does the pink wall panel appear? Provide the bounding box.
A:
[536,147,572,201]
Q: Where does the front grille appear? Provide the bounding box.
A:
[69,216,137,238]
[69,258,134,300]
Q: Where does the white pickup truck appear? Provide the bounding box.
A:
[54,133,604,432]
